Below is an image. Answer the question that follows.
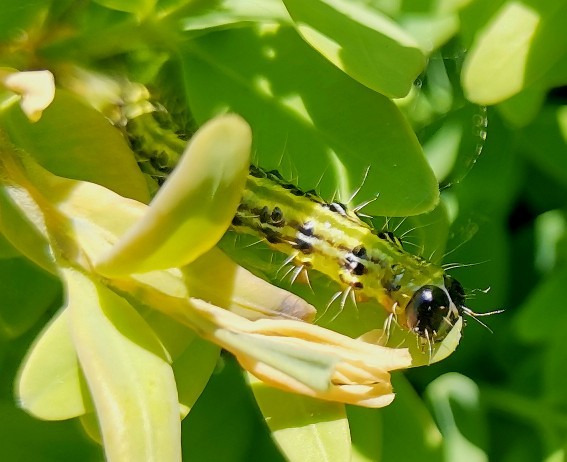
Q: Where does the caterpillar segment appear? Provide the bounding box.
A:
[232,166,465,343]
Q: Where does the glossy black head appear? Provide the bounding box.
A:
[405,278,464,341]
[444,275,466,309]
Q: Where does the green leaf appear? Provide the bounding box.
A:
[425,373,489,462]
[182,26,439,216]
[282,0,425,98]
[17,309,91,420]
[64,267,181,462]
[145,310,221,417]
[543,333,567,408]
[0,233,20,259]
[496,84,547,127]
[173,336,220,418]
[0,400,102,461]
[0,179,55,273]
[0,257,60,338]
[347,406,381,462]
[373,195,451,264]
[95,114,251,275]
[462,1,567,104]
[0,0,51,43]
[180,0,291,31]
[182,357,259,462]
[1,89,149,203]
[514,266,567,343]
[80,413,103,445]
[518,106,567,188]
[381,374,443,461]
[250,375,351,462]
[534,210,567,274]
[93,0,156,18]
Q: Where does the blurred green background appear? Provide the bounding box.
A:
[1,0,566,461]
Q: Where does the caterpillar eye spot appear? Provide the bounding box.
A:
[270,207,285,226]
[352,263,365,275]
[352,245,367,259]
[259,206,270,224]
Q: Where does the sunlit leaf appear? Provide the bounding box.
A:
[143,310,221,418]
[462,1,567,104]
[1,90,149,202]
[180,0,291,30]
[182,26,439,216]
[250,376,351,462]
[17,309,90,420]
[0,169,56,273]
[95,114,252,275]
[283,0,425,98]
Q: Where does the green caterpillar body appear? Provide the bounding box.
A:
[125,112,466,344]
[234,166,465,343]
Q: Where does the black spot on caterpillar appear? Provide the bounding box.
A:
[232,166,471,344]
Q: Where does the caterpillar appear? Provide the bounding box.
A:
[232,165,478,344]
[126,111,499,347]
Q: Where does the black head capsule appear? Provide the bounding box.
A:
[405,284,461,342]
[444,275,466,308]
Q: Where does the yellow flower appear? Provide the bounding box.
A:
[1,110,461,461]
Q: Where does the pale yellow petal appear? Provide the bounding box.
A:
[1,70,55,122]
[64,267,181,462]
[95,114,252,275]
